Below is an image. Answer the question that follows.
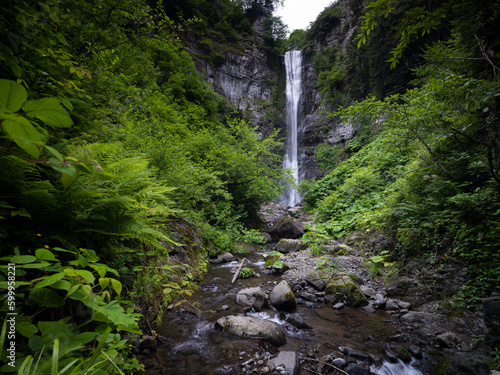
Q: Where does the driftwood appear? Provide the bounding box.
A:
[231,258,246,284]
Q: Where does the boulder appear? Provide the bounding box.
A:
[325,272,367,308]
[236,287,267,311]
[436,332,465,349]
[483,288,500,347]
[270,280,297,311]
[210,252,234,264]
[268,351,300,375]
[276,239,307,253]
[286,313,312,329]
[385,298,401,311]
[345,363,370,375]
[216,316,286,346]
[305,269,327,291]
[267,216,304,240]
[400,311,435,325]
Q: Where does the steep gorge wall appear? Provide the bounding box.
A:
[187,1,367,182]
[186,18,286,138]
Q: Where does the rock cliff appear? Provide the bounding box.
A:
[188,1,365,181]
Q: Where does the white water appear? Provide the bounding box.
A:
[371,359,424,375]
[280,50,302,207]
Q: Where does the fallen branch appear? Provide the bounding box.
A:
[304,357,349,375]
[231,258,246,284]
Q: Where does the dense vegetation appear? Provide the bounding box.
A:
[0,0,287,372]
[302,0,500,309]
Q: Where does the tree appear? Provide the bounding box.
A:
[356,0,500,184]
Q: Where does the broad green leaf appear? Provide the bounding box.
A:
[99,277,110,290]
[77,254,89,268]
[61,171,78,188]
[51,163,77,176]
[35,248,57,261]
[37,318,76,346]
[74,331,98,344]
[43,145,64,162]
[110,278,122,296]
[0,281,31,288]
[30,287,65,307]
[10,255,37,264]
[50,279,72,291]
[51,247,76,254]
[23,98,73,127]
[76,269,95,284]
[1,115,42,158]
[91,300,137,328]
[21,261,51,269]
[60,98,73,111]
[15,316,39,338]
[28,335,44,351]
[33,272,66,290]
[81,248,99,262]
[0,79,27,112]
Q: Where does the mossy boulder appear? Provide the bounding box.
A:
[277,238,307,253]
[270,280,297,311]
[325,272,367,308]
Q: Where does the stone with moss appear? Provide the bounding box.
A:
[277,238,307,253]
[325,272,367,308]
[270,280,297,311]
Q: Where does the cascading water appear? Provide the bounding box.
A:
[280,50,302,207]
[371,359,424,375]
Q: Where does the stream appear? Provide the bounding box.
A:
[141,246,426,375]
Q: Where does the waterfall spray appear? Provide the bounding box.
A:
[280,50,302,207]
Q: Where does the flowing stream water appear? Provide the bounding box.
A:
[146,246,425,374]
[280,50,302,207]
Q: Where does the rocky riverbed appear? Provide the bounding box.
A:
[137,204,500,375]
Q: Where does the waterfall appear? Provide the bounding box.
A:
[280,50,302,207]
[371,359,424,375]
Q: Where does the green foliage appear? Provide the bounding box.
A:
[307,6,341,43]
[316,143,344,173]
[239,267,254,279]
[0,1,289,373]
[305,34,500,305]
[315,256,339,276]
[0,248,142,373]
[263,250,283,268]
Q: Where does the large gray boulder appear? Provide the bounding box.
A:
[267,216,304,241]
[270,280,297,311]
[325,272,367,308]
[236,287,267,311]
[216,315,286,346]
[268,351,300,375]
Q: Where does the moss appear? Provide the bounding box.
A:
[325,272,367,307]
[396,346,411,363]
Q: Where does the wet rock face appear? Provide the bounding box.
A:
[483,286,500,347]
[216,315,286,347]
